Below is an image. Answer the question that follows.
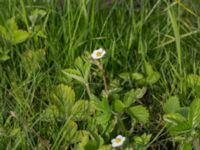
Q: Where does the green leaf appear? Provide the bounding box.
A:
[186,74,200,87]
[169,121,191,134]
[90,98,103,111]
[51,84,75,116]
[12,30,30,44]
[96,112,112,125]
[124,89,137,107]
[41,105,59,121]
[84,140,98,150]
[142,133,152,145]
[65,120,78,141]
[36,30,47,38]
[0,25,7,38]
[119,72,130,80]
[101,98,111,112]
[181,143,192,150]
[71,100,92,121]
[22,49,45,74]
[0,55,10,61]
[124,88,146,107]
[105,117,117,134]
[6,17,18,31]
[75,57,83,69]
[134,136,143,144]
[62,69,86,84]
[146,71,160,84]
[163,113,186,125]
[177,107,189,118]
[128,105,149,123]
[29,9,47,25]
[72,130,89,145]
[144,61,154,76]
[132,73,144,80]
[74,145,85,150]
[188,99,200,128]
[194,85,200,97]
[135,87,147,99]
[163,96,180,114]
[113,99,125,112]
[83,62,91,81]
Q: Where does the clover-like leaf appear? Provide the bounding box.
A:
[64,120,78,141]
[163,113,187,127]
[71,100,92,121]
[12,30,30,44]
[163,96,180,114]
[124,88,146,107]
[96,112,112,125]
[41,105,59,121]
[62,68,86,84]
[113,99,125,112]
[146,71,160,84]
[51,84,75,116]
[132,73,144,80]
[128,105,149,124]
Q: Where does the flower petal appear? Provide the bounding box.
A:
[91,48,106,59]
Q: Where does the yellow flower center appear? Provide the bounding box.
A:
[96,51,102,57]
[115,138,121,143]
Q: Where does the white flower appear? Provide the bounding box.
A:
[91,48,106,59]
[111,135,126,148]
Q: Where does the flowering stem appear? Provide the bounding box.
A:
[103,72,108,93]
[96,60,108,95]
[100,63,108,95]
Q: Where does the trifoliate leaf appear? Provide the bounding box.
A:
[169,121,191,134]
[71,100,92,121]
[132,73,144,80]
[124,88,146,107]
[135,87,147,99]
[146,71,160,84]
[119,72,130,80]
[51,84,75,116]
[124,89,137,107]
[6,17,18,31]
[12,30,30,44]
[41,105,59,121]
[62,68,86,84]
[128,105,149,124]
[64,120,78,141]
[163,96,180,114]
[113,99,125,112]
[96,112,111,125]
[163,113,186,125]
